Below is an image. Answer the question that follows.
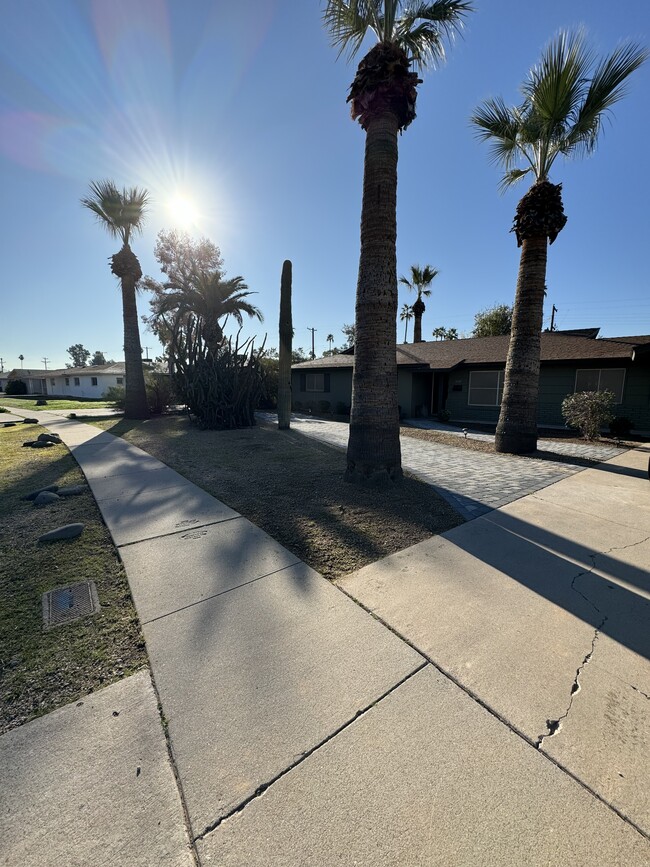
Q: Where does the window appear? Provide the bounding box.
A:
[65,377,70,386]
[306,373,325,392]
[74,377,80,386]
[468,370,504,406]
[116,377,123,384]
[91,377,98,386]
[575,368,625,404]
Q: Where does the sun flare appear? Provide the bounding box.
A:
[166,193,200,228]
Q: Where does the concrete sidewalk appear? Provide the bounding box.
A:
[2,409,649,865]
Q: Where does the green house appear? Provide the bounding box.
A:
[292,329,650,434]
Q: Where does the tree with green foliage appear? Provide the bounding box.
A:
[66,344,90,368]
[472,31,646,454]
[323,0,472,482]
[81,180,150,419]
[399,264,439,342]
[472,304,513,337]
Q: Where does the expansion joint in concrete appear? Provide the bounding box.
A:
[193,661,429,843]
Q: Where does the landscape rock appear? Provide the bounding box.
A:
[23,485,59,501]
[56,485,87,497]
[33,492,62,507]
[37,433,62,444]
[38,523,85,543]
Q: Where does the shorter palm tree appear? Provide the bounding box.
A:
[400,304,414,342]
[151,269,263,357]
[81,180,150,418]
[399,264,439,342]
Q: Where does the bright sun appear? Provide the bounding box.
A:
[167,193,200,228]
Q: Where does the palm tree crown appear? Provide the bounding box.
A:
[151,269,263,356]
[471,30,647,191]
[81,180,149,247]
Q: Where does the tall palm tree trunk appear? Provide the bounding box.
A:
[119,272,149,419]
[346,111,402,482]
[495,236,548,453]
[412,297,425,343]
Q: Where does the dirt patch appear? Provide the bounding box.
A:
[94,415,464,581]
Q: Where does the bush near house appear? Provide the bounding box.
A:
[5,379,27,395]
[562,390,615,440]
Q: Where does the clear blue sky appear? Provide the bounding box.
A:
[1,0,648,371]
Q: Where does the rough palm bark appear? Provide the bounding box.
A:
[111,244,149,419]
[346,110,402,481]
[277,259,293,430]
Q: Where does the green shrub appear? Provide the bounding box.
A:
[5,379,27,395]
[104,386,126,410]
[562,390,615,440]
[609,416,633,438]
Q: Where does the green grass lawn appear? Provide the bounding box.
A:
[0,397,115,411]
[0,424,147,734]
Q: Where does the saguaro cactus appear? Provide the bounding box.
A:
[278,259,293,429]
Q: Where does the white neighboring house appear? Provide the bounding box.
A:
[48,363,126,398]
[1,363,126,398]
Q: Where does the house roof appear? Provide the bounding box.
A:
[293,332,649,372]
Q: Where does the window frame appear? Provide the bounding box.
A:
[468,369,504,406]
[574,368,625,404]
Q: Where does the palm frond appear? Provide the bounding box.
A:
[81,179,149,245]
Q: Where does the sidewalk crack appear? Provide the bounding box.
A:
[535,616,606,750]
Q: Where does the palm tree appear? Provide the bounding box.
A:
[400,303,414,342]
[399,264,439,342]
[81,180,150,419]
[471,30,646,454]
[150,269,263,358]
[323,0,472,482]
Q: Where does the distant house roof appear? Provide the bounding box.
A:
[293,332,650,372]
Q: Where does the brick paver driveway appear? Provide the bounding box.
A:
[263,414,624,520]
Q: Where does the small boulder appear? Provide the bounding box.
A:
[23,485,59,501]
[37,433,62,444]
[33,491,61,507]
[56,485,87,497]
[39,523,85,543]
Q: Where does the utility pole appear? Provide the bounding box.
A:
[41,357,49,370]
[550,305,558,331]
[307,327,317,360]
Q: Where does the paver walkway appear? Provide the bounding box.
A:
[2,407,648,865]
[267,413,624,519]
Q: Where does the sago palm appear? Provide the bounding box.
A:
[323,0,472,481]
[471,30,646,453]
[81,180,150,419]
[399,263,439,342]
